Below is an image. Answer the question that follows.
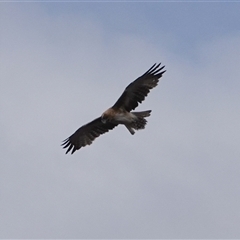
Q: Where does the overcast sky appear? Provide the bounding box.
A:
[1,2,240,239]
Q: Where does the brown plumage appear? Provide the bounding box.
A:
[112,63,165,111]
[62,63,166,154]
[62,118,117,154]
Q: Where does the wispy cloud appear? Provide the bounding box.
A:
[1,3,240,238]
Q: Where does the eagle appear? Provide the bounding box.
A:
[62,63,166,154]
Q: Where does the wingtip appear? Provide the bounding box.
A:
[61,138,73,154]
[65,146,72,154]
[147,63,165,75]
[71,148,76,154]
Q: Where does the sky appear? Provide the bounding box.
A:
[1,2,240,239]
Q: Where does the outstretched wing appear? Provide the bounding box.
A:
[112,63,166,112]
[62,117,117,154]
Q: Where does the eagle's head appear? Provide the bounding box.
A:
[101,108,115,124]
[101,113,108,124]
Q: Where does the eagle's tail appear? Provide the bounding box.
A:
[126,110,151,135]
[132,110,151,118]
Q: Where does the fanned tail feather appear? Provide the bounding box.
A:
[131,110,151,130]
[132,110,151,118]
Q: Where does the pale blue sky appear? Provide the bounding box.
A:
[42,2,240,52]
[1,2,240,238]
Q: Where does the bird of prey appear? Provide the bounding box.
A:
[62,63,166,154]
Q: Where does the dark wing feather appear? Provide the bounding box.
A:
[112,63,166,112]
[62,117,117,154]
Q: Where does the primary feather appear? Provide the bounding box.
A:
[112,63,166,111]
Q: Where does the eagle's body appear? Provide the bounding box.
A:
[62,63,166,154]
[102,108,151,135]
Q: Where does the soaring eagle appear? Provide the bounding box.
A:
[62,63,166,154]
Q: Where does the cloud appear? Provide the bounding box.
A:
[0,3,240,239]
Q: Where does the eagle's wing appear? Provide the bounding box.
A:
[62,117,117,154]
[112,63,166,112]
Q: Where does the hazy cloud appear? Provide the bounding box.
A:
[1,3,240,238]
